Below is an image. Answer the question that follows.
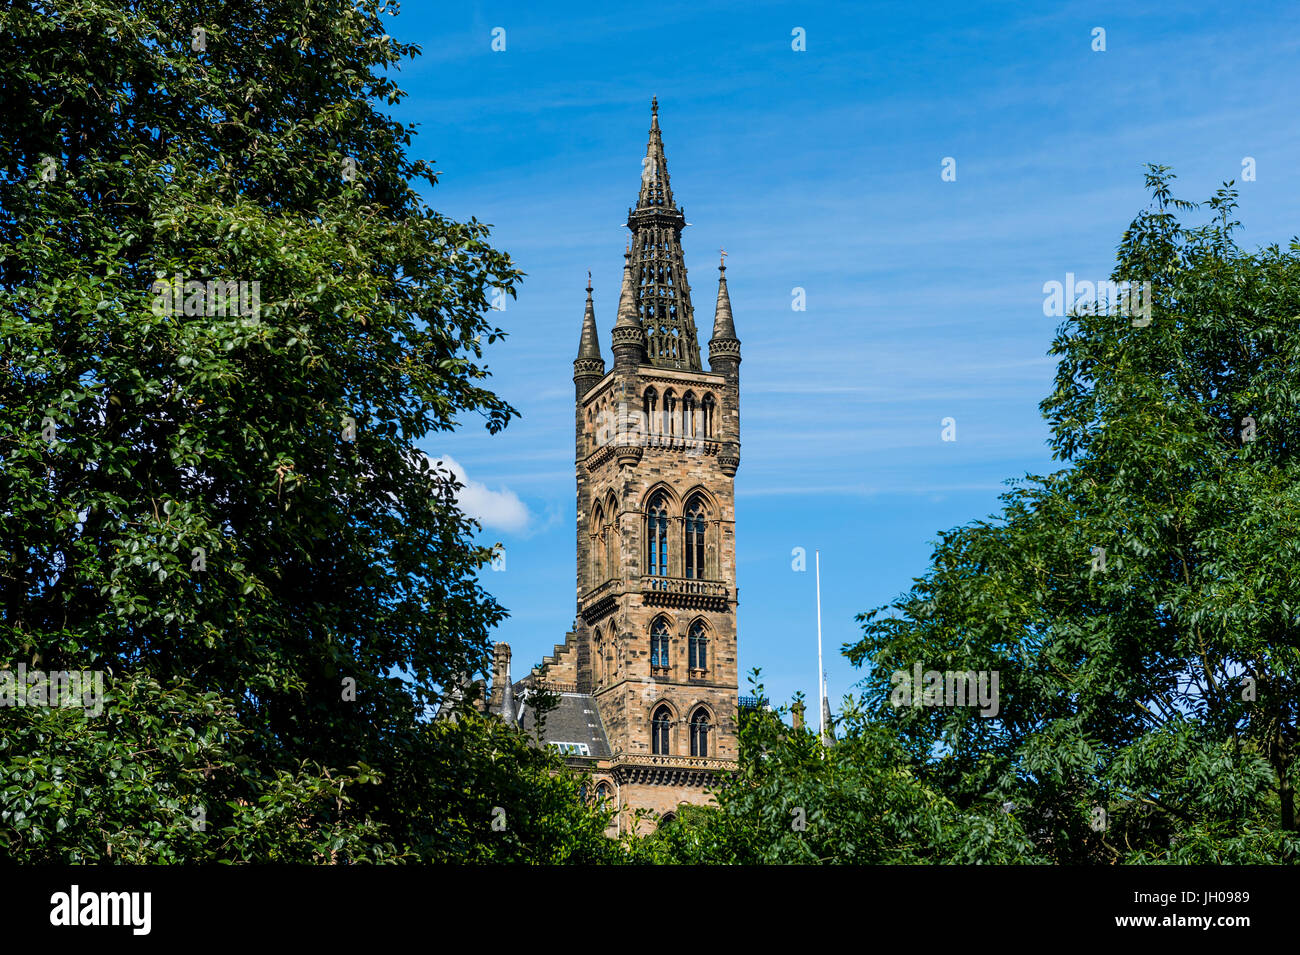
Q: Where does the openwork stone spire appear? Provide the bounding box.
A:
[637,96,675,209]
[626,98,702,371]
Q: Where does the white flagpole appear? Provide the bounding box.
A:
[816,549,824,739]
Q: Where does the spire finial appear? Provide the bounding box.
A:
[586,270,592,294]
[719,247,727,271]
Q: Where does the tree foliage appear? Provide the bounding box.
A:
[0,0,613,862]
[633,678,1035,864]
[846,167,1300,863]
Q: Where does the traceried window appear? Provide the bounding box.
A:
[690,708,711,758]
[651,618,670,669]
[684,497,707,579]
[646,492,669,577]
[688,621,708,671]
[652,705,672,755]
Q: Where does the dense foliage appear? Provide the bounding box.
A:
[0,0,615,862]
[844,168,1300,863]
[634,681,1035,864]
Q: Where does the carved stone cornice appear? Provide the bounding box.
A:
[635,369,727,388]
[580,579,622,624]
[608,754,737,787]
[641,575,730,611]
[584,443,617,471]
[585,435,720,470]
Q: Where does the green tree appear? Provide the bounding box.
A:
[0,0,609,862]
[634,676,1034,864]
[410,701,619,864]
[848,167,1300,863]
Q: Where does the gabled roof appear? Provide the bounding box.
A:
[504,688,612,759]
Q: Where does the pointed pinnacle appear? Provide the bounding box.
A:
[712,257,737,342]
[576,277,602,362]
[614,249,638,327]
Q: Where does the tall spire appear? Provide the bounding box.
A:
[637,96,674,210]
[573,271,605,392]
[708,251,740,372]
[625,99,702,370]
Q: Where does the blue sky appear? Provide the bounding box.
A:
[385,1,1300,709]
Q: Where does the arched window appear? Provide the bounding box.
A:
[652,705,672,755]
[646,492,669,577]
[604,494,618,580]
[643,388,658,435]
[594,626,606,685]
[702,394,716,438]
[690,708,711,757]
[689,621,708,672]
[595,782,614,807]
[682,392,696,438]
[591,503,604,588]
[684,496,707,579]
[663,390,678,436]
[650,618,670,670]
[599,524,610,583]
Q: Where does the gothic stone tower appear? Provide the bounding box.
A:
[498,100,741,831]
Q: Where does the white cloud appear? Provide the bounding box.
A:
[430,453,531,534]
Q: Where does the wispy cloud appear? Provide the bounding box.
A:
[430,453,532,533]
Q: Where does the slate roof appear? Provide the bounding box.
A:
[496,687,611,759]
